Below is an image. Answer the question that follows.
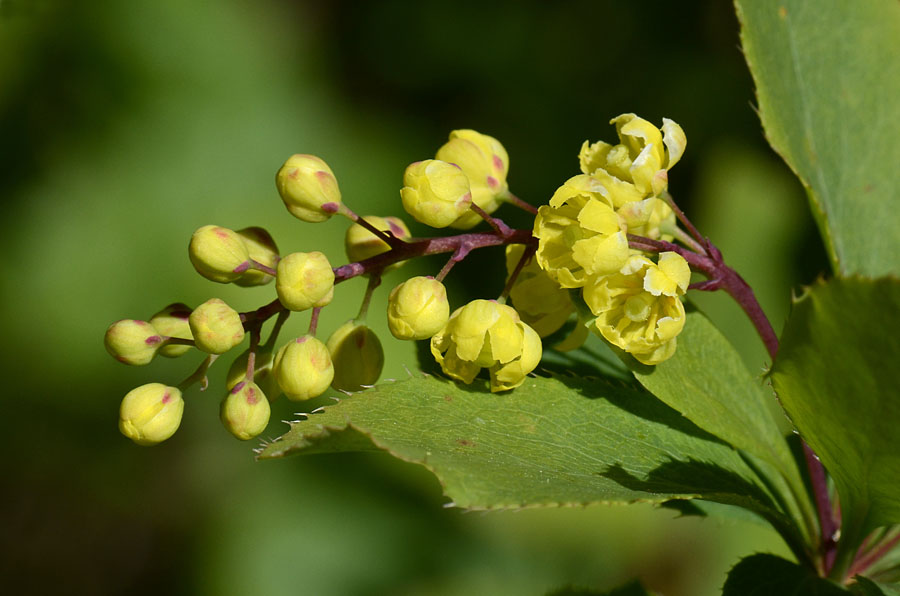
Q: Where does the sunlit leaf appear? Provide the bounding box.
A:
[736,0,900,277]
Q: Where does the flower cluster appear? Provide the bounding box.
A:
[524,114,691,364]
[107,115,700,447]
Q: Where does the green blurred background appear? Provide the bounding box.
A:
[0,1,829,594]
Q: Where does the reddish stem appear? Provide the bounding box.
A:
[849,530,900,578]
[470,203,514,238]
[500,244,535,301]
[629,229,837,572]
[504,192,539,215]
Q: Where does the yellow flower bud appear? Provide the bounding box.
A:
[504,245,574,338]
[430,300,542,392]
[344,215,411,264]
[400,159,472,228]
[326,320,384,392]
[234,226,279,287]
[386,276,450,340]
[150,303,193,358]
[273,335,334,401]
[104,319,163,365]
[188,225,250,283]
[226,348,280,402]
[220,381,271,440]
[275,251,335,311]
[189,298,245,354]
[533,175,632,288]
[275,154,342,223]
[119,383,184,446]
[583,255,686,365]
[579,114,686,197]
[436,129,510,229]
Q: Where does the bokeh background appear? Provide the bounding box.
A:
[0,1,830,594]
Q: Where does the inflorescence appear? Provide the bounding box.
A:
[107,114,744,446]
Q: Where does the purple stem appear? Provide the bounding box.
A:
[470,203,514,238]
[500,244,535,301]
[332,228,536,283]
[340,204,404,248]
[246,327,260,383]
[849,530,900,578]
[504,192,539,215]
[308,307,322,336]
[629,230,837,571]
[248,259,277,277]
[662,191,705,246]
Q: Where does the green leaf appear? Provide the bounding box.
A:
[260,374,785,522]
[628,307,814,542]
[722,553,848,595]
[772,278,900,538]
[735,0,900,277]
[852,577,900,596]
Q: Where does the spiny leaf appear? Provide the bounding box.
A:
[259,373,797,549]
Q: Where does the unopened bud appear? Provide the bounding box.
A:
[387,276,449,340]
[188,225,250,283]
[275,251,335,311]
[436,129,510,229]
[104,319,163,365]
[234,226,279,287]
[119,383,184,446]
[344,215,410,264]
[275,154,342,222]
[326,320,384,392]
[400,159,472,228]
[226,348,280,401]
[189,298,245,354]
[220,381,271,440]
[273,335,334,401]
[150,303,193,358]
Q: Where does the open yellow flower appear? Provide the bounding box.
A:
[533,175,632,288]
[583,253,689,365]
[579,114,686,197]
[430,299,542,392]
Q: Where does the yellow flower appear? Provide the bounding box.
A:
[189,299,245,354]
[226,348,280,402]
[275,251,335,312]
[220,381,271,440]
[430,299,542,392]
[400,159,472,228]
[616,197,676,241]
[326,320,384,392]
[234,227,279,287]
[150,303,193,358]
[533,175,632,288]
[435,129,510,229]
[119,383,184,446]
[188,225,250,284]
[344,215,411,265]
[583,253,689,365]
[387,276,450,340]
[273,335,334,401]
[579,114,686,197]
[504,244,573,337]
[275,154,342,223]
[104,319,164,365]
